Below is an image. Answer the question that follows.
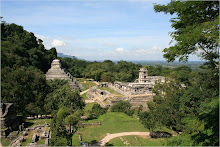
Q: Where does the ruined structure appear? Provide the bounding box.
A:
[45,59,84,91]
[86,68,165,109]
[0,103,23,130]
[1,103,23,137]
[101,68,165,95]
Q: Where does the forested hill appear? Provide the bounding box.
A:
[1,22,58,115]
[1,23,57,73]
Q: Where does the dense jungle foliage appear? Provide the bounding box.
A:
[1,1,219,145]
[139,1,219,146]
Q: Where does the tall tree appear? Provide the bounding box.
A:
[154,1,219,68]
[142,1,220,145]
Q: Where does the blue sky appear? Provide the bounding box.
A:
[1,0,200,61]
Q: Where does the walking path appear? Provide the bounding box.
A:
[80,88,90,95]
[84,100,95,103]
[97,132,150,146]
[80,81,98,95]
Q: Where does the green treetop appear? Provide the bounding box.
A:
[154,1,219,68]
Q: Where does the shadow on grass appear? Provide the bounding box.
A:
[24,122,34,128]
[90,140,98,145]
[105,142,114,146]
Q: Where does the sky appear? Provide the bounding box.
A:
[1,0,201,61]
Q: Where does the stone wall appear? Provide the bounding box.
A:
[86,86,111,100]
[99,82,153,95]
[0,103,23,133]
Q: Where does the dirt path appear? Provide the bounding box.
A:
[84,100,95,103]
[80,81,98,95]
[97,132,150,146]
[80,88,91,95]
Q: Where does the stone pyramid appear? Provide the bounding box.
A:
[45,59,84,91]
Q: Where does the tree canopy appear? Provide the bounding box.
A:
[154,1,219,67]
[139,1,219,146]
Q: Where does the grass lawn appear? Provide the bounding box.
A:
[37,138,45,144]
[25,119,51,128]
[72,134,81,146]
[84,102,97,112]
[1,137,11,146]
[77,78,97,91]
[20,138,32,146]
[106,137,124,146]
[108,136,166,146]
[98,87,124,97]
[83,102,97,117]
[81,92,89,100]
[78,112,149,144]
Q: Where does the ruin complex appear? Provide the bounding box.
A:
[45,59,84,91]
[98,68,165,95]
[86,68,165,109]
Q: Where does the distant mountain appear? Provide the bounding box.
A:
[57,52,86,61]
[57,53,75,58]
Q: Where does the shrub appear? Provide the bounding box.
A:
[111,101,134,116]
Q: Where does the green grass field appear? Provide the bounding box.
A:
[72,134,81,146]
[83,102,97,117]
[25,119,51,128]
[37,138,46,144]
[108,136,166,146]
[98,87,124,97]
[81,92,89,100]
[20,138,32,146]
[1,137,11,146]
[77,78,97,91]
[77,112,149,144]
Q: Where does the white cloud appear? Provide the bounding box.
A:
[115,48,127,53]
[94,45,165,61]
[51,39,66,47]
[35,34,52,49]
[35,34,46,40]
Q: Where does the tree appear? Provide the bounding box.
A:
[45,82,85,113]
[139,111,157,131]
[50,107,71,146]
[1,22,57,72]
[154,1,219,68]
[1,66,48,115]
[1,22,57,115]
[150,1,219,145]
[89,104,108,118]
[111,101,134,116]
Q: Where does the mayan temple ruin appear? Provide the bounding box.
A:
[45,59,84,91]
[86,68,165,110]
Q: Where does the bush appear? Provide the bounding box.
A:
[150,131,172,138]
[89,104,108,118]
[111,101,134,116]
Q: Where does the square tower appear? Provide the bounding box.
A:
[138,68,148,83]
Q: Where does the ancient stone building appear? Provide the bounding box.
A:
[138,68,148,83]
[45,59,84,91]
[89,68,165,109]
[1,103,23,133]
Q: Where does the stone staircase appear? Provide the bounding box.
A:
[45,59,84,91]
[129,95,153,110]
